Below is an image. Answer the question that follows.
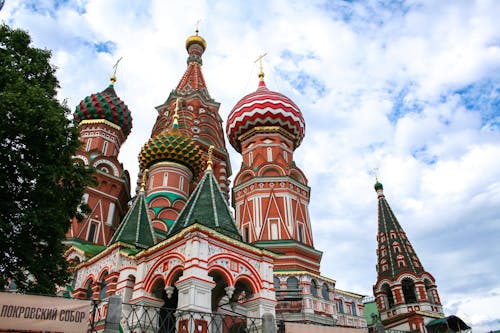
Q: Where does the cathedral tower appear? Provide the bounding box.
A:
[227,69,321,274]
[373,181,444,332]
[67,76,132,246]
[148,30,231,198]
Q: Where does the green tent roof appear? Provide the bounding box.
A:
[110,190,156,249]
[168,170,241,240]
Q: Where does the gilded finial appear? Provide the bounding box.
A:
[207,146,214,171]
[139,169,149,192]
[110,57,123,85]
[254,53,267,81]
[172,97,181,129]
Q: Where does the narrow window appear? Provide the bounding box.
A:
[310,280,318,297]
[85,138,92,152]
[321,283,329,300]
[88,223,97,242]
[248,151,253,165]
[351,302,357,316]
[149,175,155,190]
[267,147,272,162]
[163,172,168,186]
[283,150,288,162]
[298,224,304,243]
[271,221,278,240]
[244,226,250,242]
[102,141,108,155]
[99,275,107,299]
[337,300,344,314]
[179,176,184,191]
[106,203,115,226]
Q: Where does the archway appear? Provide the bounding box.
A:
[159,271,182,333]
[402,278,417,304]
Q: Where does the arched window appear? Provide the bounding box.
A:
[310,280,318,298]
[267,147,272,162]
[321,283,329,300]
[351,302,357,316]
[382,284,394,308]
[402,278,417,304]
[85,280,93,299]
[99,274,108,299]
[425,280,434,304]
[287,277,298,290]
[124,275,135,303]
[337,300,344,314]
[274,277,281,296]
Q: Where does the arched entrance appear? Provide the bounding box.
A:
[151,271,182,333]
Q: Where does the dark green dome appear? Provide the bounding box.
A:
[374,181,383,191]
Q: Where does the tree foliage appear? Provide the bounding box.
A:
[0,24,93,294]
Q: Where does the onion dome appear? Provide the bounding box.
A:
[74,83,133,138]
[226,79,306,153]
[185,29,206,64]
[374,181,383,191]
[138,126,203,178]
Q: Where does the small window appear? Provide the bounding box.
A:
[351,302,357,316]
[321,283,329,300]
[248,151,253,165]
[283,150,288,162]
[298,224,304,243]
[179,176,184,191]
[310,280,318,297]
[270,221,278,240]
[149,175,154,190]
[88,223,97,242]
[163,172,168,186]
[244,226,250,242]
[99,276,107,299]
[287,277,299,291]
[337,300,344,314]
[85,281,93,299]
[102,141,108,155]
[85,138,92,152]
[267,147,272,162]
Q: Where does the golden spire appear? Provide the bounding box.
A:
[110,57,123,85]
[207,145,214,171]
[254,53,267,81]
[195,19,201,35]
[139,169,149,192]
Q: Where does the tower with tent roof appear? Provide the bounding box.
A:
[372,180,444,332]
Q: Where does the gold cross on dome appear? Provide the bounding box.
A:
[195,19,201,34]
[254,53,267,78]
[370,167,379,182]
[110,57,123,84]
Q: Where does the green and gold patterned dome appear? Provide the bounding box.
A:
[138,128,203,178]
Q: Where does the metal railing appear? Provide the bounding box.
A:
[120,303,262,333]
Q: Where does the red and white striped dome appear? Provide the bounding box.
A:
[226,80,305,153]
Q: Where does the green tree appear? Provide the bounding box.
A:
[0,24,93,294]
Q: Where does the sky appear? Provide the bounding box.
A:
[2,0,500,331]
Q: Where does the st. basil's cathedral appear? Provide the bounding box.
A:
[63,30,453,333]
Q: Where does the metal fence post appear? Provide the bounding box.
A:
[104,296,122,333]
[262,313,277,333]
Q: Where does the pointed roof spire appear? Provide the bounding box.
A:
[176,30,209,96]
[110,176,156,249]
[167,170,241,240]
[375,181,424,279]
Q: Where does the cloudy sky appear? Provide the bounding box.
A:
[2,0,499,331]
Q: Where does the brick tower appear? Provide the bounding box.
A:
[373,181,444,332]
[67,76,132,246]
